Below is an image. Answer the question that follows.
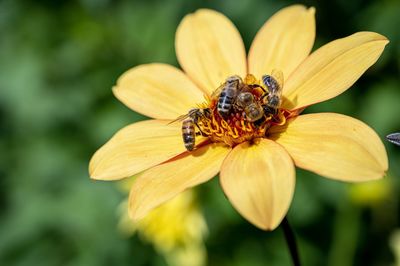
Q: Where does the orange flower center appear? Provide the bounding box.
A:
[191,73,296,148]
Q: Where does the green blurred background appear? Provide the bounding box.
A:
[1,0,400,265]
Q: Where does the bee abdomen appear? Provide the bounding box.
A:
[217,89,236,116]
[245,104,263,122]
[262,104,278,115]
[182,119,195,151]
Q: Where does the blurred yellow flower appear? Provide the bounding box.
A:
[390,230,400,266]
[89,5,388,230]
[118,190,207,266]
[349,178,392,207]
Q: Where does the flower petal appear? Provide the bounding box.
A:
[175,9,247,95]
[248,5,316,80]
[113,63,205,120]
[220,139,295,230]
[89,120,194,180]
[269,113,388,182]
[282,32,389,110]
[129,144,230,220]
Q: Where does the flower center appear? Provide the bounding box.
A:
[181,72,297,150]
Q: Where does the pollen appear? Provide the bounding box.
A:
[194,74,295,147]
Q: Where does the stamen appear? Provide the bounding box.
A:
[187,72,295,148]
[231,127,239,138]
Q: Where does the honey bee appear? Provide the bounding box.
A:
[262,70,284,115]
[181,118,196,151]
[170,108,211,151]
[235,92,264,122]
[212,75,243,118]
[387,132,400,146]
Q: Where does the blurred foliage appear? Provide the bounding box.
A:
[0,0,399,265]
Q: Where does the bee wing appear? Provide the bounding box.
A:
[210,83,225,100]
[168,113,190,125]
[386,132,400,146]
[270,69,284,96]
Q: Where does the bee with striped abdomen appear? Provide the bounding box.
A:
[235,92,264,122]
[171,108,211,151]
[181,118,196,151]
[261,70,284,115]
[212,75,243,119]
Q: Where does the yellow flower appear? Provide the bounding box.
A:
[390,230,400,266]
[118,190,208,266]
[89,5,389,230]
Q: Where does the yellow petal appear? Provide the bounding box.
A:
[220,139,295,230]
[270,113,388,182]
[175,9,247,95]
[89,120,193,180]
[113,63,205,120]
[129,144,230,220]
[282,32,389,110]
[248,5,315,80]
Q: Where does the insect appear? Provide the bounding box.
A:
[235,92,264,122]
[213,75,243,118]
[181,118,196,151]
[261,70,284,115]
[170,108,211,151]
[386,132,400,146]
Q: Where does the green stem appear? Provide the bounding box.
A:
[281,217,301,266]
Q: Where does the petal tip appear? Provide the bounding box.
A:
[260,221,281,231]
[184,8,221,20]
[246,217,282,231]
[88,169,106,181]
[89,174,102,181]
[356,31,389,42]
[128,207,142,222]
[128,194,144,221]
[89,163,113,180]
[286,4,314,14]
[88,170,97,180]
[111,85,120,98]
[382,38,390,45]
[128,193,150,222]
[195,8,216,14]
[88,154,126,181]
[111,84,125,104]
[88,155,100,180]
[286,4,306,10]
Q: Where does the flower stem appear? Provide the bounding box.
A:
[281,217,300,266]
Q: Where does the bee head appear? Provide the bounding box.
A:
[262,75,272,87]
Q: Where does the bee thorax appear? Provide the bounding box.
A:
[266,95,281,108]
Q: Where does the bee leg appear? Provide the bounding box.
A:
[204,108,212,118]
[258,85,268,93]
[194,122,208,136]
[253,117,265,128]
[232,103,242,112]
[262,104,277,116]
[260,90,271,103]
